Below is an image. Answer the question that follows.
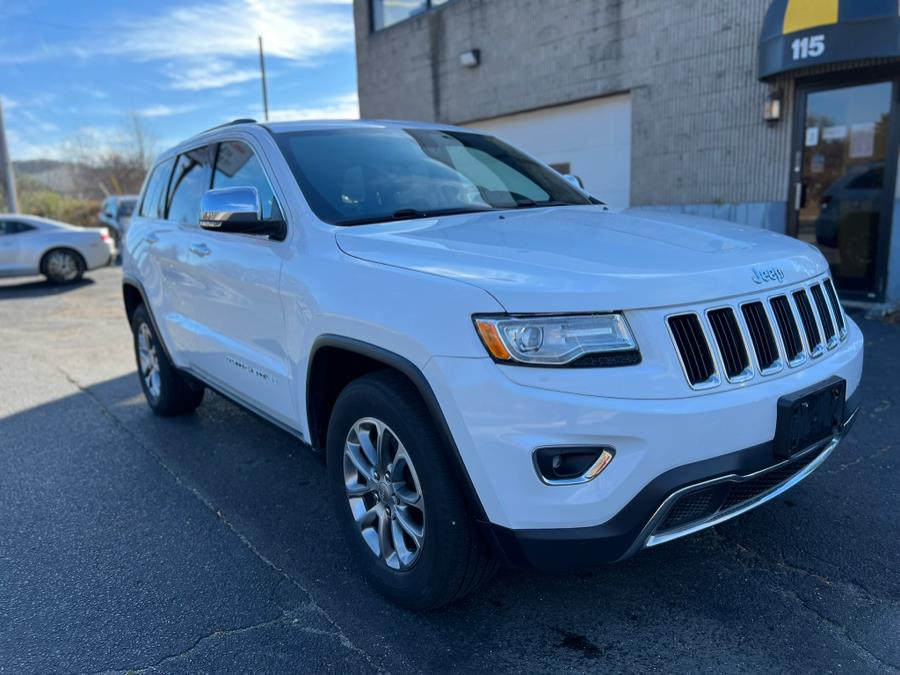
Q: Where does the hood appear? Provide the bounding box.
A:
[335,206,827,312]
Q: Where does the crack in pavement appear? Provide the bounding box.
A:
[54,365,383,674]
[712,529,899,672]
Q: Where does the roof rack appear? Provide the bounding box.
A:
[197,118,257,135]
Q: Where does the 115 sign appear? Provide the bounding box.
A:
[791,34,825,61]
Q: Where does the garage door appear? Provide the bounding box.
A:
[464,94,632,208]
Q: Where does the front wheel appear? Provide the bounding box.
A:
[327,371,497,609]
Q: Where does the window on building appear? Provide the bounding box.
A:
[166,148,212,225]
[212,141,278,220]
[139,158,175,219]
[372,0,448,30]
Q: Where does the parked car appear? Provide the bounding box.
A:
[98,195,138,243]
[0,214,115,283]
[122,120,863,609]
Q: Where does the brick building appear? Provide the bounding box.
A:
[353,0,900,306]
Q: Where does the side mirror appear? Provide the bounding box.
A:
[200,187,285,239]
[563,174,585,189]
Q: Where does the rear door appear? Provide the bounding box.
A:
[180,139,294,424]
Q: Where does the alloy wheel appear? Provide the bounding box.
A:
[46,251,79,281]
[343,417,425,570]
[137,322,161,400]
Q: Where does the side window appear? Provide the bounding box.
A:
[139,158,175,218]
[1,221,35,235]
[213,141,278,219]
[166,147,213,225]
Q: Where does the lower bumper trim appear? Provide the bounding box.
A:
[486,397,860,572]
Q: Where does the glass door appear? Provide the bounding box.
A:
[791,80,896,299]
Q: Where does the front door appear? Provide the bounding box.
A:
[791,78,898,301]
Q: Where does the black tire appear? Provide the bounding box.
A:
[40,248,85,284]
[131,304,204,416]
[326,370,498,609]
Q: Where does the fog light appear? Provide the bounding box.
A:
[533,447,615,485]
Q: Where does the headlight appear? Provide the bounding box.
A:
[473,313,639,366]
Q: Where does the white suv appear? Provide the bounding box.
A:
[123,119,863,608]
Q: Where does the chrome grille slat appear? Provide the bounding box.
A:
[823,278,846,337]
[793,288,824,357]
[811,283,838,348]
[707,308,750,381]
[769,295,805,366]
[741,301,780,373]
[668,277,844,389]
[668,314,717,388]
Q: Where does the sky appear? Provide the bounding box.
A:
[0,0,359,161]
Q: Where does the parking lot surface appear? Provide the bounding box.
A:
[0,267,897,673]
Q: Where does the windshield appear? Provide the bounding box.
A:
[273,127,594,226]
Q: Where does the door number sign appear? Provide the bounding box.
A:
[791,35,825,61]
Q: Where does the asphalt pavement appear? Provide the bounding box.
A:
[0,267,897,674]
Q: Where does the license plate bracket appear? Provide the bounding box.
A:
[774,376,845,459]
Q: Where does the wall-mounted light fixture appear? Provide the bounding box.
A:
[764,89,782,123]
[459,49,481,68]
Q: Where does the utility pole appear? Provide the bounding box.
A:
[0,99,18,213]
[258,36,269,122]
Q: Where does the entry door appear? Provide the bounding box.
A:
[791,79,897,300]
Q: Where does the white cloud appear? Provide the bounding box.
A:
[164,59,261,91]
[0,0,355,91]
[266,92,359,122]
[138,103,200,118]
[117,0,354,64]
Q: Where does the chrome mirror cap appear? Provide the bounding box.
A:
[200,186,262,229]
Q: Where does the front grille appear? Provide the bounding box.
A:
[741,302,779,371]
[667,276,846,388]
[811,284,836,344]
[793,289,822,352]
[770,295,803,362]
[668,314,715,386]
[824,278,846,334]
[707,308,749,379]
[655,445,827,536]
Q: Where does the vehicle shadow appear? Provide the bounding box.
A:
[3,335,896,674]
[0,277,95,299]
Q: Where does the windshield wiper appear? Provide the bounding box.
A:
[336,207,494,227]
[509,199,575,209]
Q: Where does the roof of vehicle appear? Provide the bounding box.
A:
[166,117,486,158]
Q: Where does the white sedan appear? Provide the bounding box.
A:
[0,214,115,283]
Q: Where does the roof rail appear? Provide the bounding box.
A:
[197,118,257,135]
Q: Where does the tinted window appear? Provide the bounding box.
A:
[118,199,136,217]
[139,158,175,218]
[213,141,278,219]
[0,221,35,235]
[166,147,212,224]
[273,127,592,226]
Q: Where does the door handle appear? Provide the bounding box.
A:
[189,243,212,257]
[144,234,159,245]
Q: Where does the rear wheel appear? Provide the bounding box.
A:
[131,304,204,416]
[41,248,85,283]
[327,370,498,609]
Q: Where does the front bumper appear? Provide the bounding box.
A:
[423,317,864,570]
[486,401,859,571]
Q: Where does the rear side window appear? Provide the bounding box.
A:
[213,141,278,219]
[166,147,212,225]
[0,221,35,235]
[139,158,175,218]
